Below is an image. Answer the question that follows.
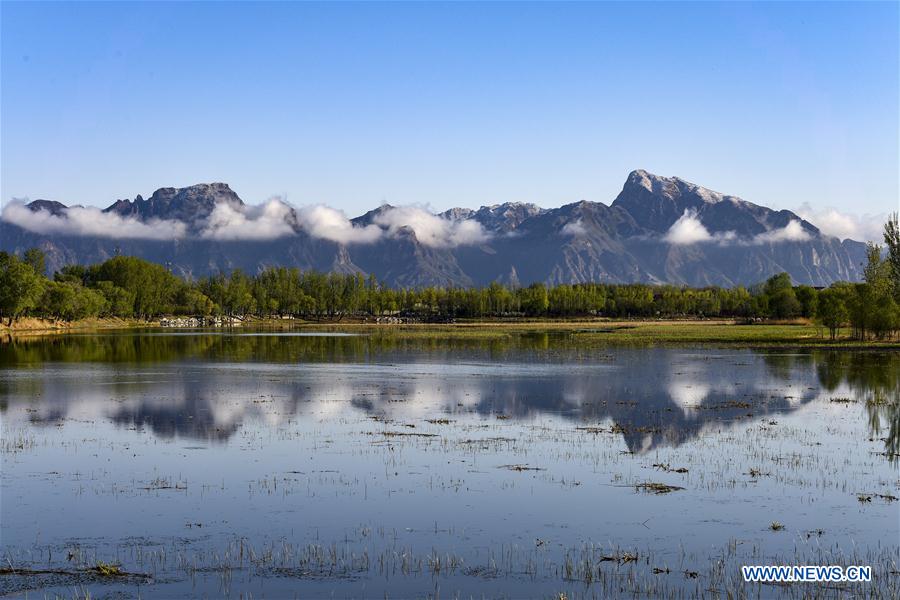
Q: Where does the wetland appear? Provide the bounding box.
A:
[1,329,898,598]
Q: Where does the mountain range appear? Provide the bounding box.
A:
[0,170,869,287]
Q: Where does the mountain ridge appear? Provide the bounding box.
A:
[1,170,870,287]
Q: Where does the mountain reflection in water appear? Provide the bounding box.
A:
[1,331,897,457]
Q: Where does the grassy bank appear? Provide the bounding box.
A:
[5,316,896,348]
[294,320,900,347]
[0,316,147,335]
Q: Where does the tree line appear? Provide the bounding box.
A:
[2,215,898,340]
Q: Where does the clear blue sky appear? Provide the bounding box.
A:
[2,1,897,217]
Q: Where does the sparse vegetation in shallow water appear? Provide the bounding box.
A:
[0,561,149,585]
[2,334,898,598]
[374,430,438,438]
[599,551,638,564]
[857,492,898,503]
[769,521,785,531]
[91,561,122,577]
[140,476,187,491]
[652,462,688,474]
[746,467,770,478]
[575,426,607,434]
[5,534,899,598]
[805,529,825,538]
[499,464,544,472]
[634,482,684,494]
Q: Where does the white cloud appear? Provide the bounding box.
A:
[295,205,489,247]
[295,204,382,244]
[751,220,810,244]
[664,210,714,244]
[794,203,888,242]
[561,219,587,237]
[1,202,187,240]
[3,198,492,248]
[664,210,736,245]
[200,198,296,241]
[373,206,490,248]
[664,210,812,246]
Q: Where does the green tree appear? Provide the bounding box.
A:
[174,285,216,316]
[870,296,899,339]
[816,288,848,340]
[91,256,180,318]
[519,283,549,316]
[863,243,891,295]
[55,264,88,285]
[93,281,135,317]
[72,285,107,320]
[23,248,46,276]
[847,283,873,340]
[41,281,106,321]
[41,280,76,320]
[859,242,897,339]
[883,213,900,300]
[0,252,46,325]
[761,273,801,319]
[795,285,818,319]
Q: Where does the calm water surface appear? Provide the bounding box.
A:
[1,331,898,598]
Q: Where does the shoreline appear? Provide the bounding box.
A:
[2,317,898,348]
[0,317,149,335]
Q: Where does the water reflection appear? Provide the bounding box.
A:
[2,332,897,456]
[813,351,900,462]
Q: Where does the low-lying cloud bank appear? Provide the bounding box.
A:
[1,202,187,240]
[664,210,810,246]
[5,198,879,249]
[373,206,491,248]
[295,204,491,248]
[295,205,382,245]
[794,203,887,243]
[201,199,296,241]
[752,220,811,244]
[1,199,492,248]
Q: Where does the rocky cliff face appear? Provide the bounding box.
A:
[105,183,245,225]
[0,171,870,287]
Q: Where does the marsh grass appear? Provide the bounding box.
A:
[634,482,684,494]
[3,338,898,598]
[5,537,898,598]
[281,321,900,348]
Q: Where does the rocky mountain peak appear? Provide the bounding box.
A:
[463,202,546,233]
[442,207,476,221]
[351,204,396,227]
[488,201,544,219]
[26,199,69,216]
[613,170,740,233]
[623,170,727,204]
[625,168,654,187]
[105,182,243,223]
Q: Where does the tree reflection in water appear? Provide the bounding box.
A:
[1,331,897,458]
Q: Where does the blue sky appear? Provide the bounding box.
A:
[2,1,897,219]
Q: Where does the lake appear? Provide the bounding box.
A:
[1,330,897,598]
